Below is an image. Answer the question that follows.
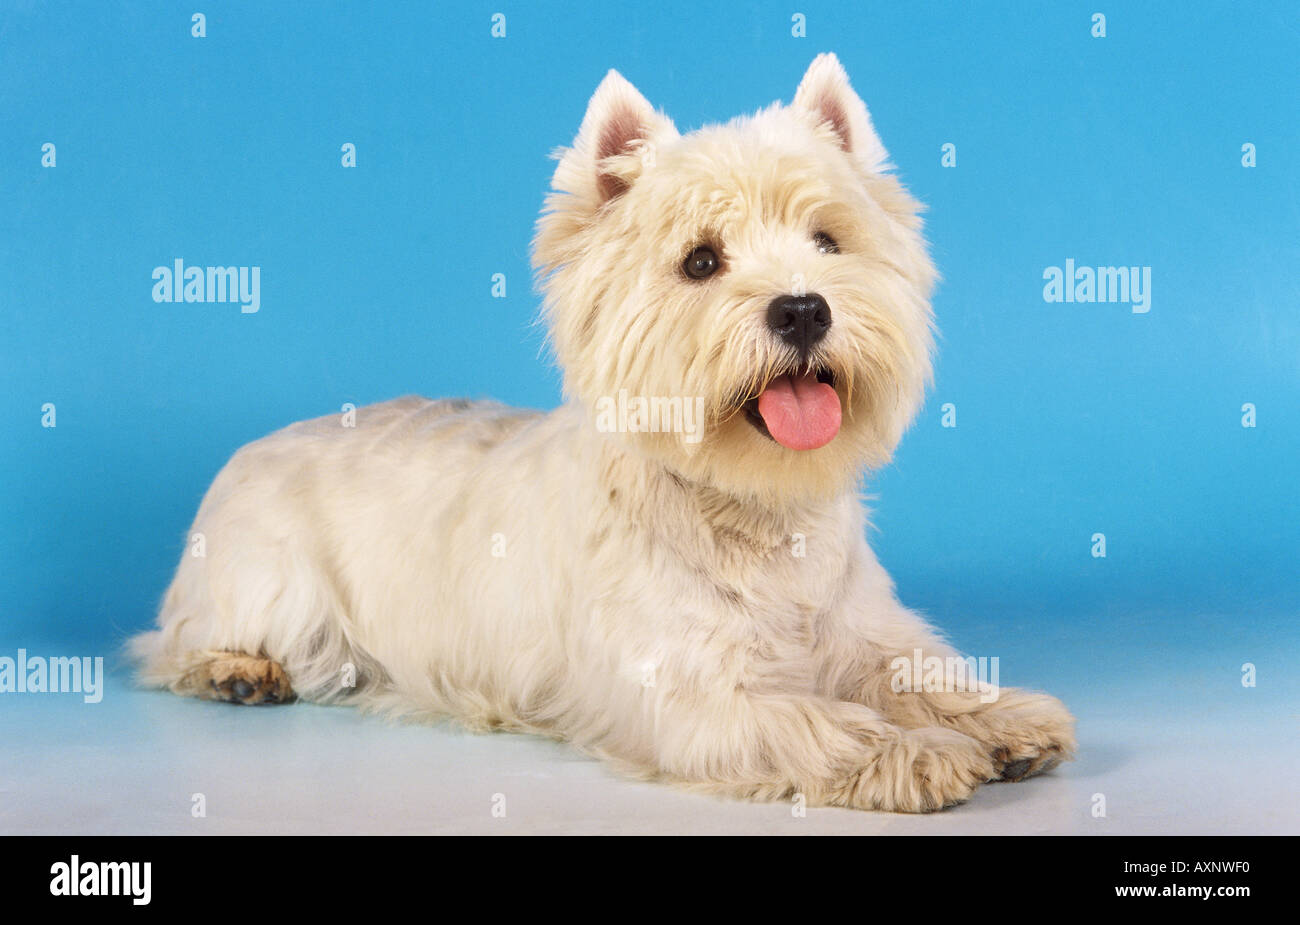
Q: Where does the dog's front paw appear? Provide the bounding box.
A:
[837,727,995,813]
[975,689,1076,782]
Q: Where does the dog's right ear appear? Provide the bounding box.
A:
[555,70,678,205]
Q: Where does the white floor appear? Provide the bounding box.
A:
[3,671,1295,835]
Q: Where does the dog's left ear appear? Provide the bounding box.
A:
[793,53,888,169]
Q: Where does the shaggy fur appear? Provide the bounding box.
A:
[131,54,1075,812]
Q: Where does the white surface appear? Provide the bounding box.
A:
[2,670,1295,835]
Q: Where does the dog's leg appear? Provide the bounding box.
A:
[817,585,1076,781]
[652,693,994,812]
[173,651,295,705]
[857,667,1076,782]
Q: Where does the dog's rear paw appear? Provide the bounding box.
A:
[199,653,294,705]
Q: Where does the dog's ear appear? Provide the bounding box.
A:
[793,53,888,169]
[564,70,678,204]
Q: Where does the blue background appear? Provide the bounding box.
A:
[1,0,1296,709]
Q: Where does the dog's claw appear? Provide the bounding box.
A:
[1000,758,1032,781]
[198,654,295,705]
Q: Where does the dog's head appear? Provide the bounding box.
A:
[534,54,936,504]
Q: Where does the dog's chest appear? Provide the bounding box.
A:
[693,528,853,663]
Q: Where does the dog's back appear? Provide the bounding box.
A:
[130,396,558,718]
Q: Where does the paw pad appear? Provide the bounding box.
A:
[206,657,294,705]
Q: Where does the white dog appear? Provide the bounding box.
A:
[132,54,1075,812]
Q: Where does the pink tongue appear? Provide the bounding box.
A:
[757,372,841,450]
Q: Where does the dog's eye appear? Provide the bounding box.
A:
[813,232,839,254]
[683,246,720,280]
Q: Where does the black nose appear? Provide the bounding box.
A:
[766,293,832,356]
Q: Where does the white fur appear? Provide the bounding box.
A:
[132,55,1074,812]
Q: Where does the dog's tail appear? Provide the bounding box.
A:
[123,626,199,691]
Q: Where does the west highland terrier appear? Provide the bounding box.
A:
[132,54,1075,812]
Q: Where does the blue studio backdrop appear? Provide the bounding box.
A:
[2,2,1296,719]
